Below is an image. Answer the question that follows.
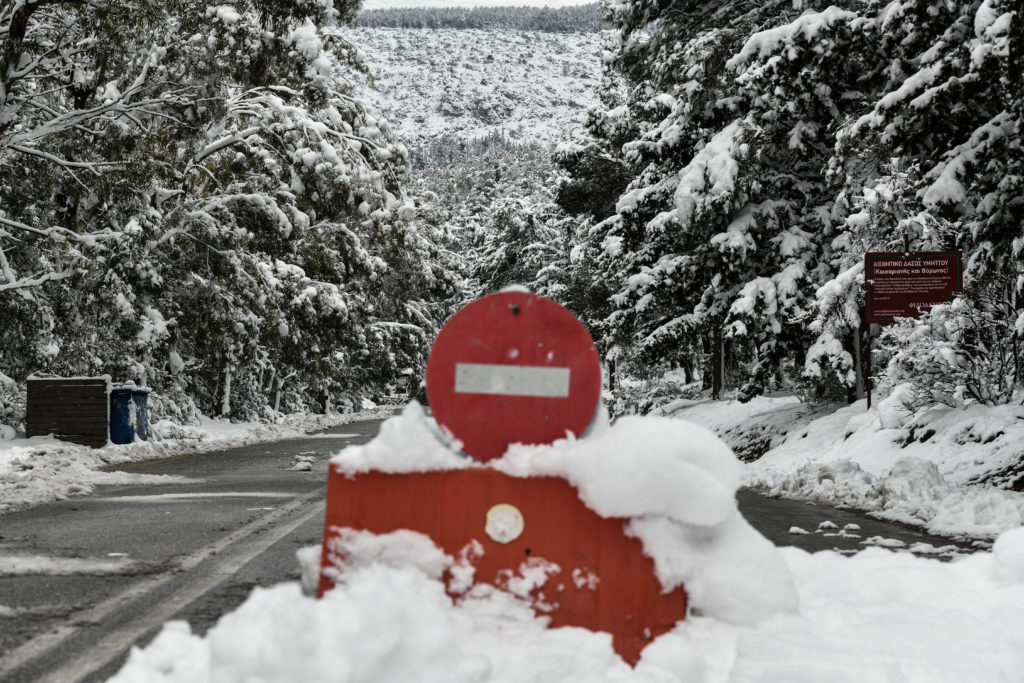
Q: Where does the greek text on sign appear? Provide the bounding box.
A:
[455,363,570,398]
[865,251,963,324]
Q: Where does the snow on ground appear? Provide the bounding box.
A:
[364,0,594,8]
[0,553,137,576]
[0,408,394,515]
[110,406,1024,682]
[651,394,837,462]
[333,27,600,146]
[657,393,1024,539]
[743,400,1024,539]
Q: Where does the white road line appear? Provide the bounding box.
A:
[0,488,325,680]
[101,491,294,503]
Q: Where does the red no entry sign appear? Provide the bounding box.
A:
[426,292,602,461]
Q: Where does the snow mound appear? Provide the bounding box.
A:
[111,526,1024,682]
[330,402,470,474]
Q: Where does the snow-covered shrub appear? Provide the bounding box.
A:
[147,387,201,427]
[881,278,1022,408]
[0,373,24,432]
[606,370,703,418]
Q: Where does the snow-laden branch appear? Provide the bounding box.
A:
[192,126,263,163]
[0,267,73,291]
[7,45,169,146]
[0,214,121,244]
[371,321,427,333]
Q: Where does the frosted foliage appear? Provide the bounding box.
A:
[561,0,1023,401]
[726,7,858,71]
[881,287,1022,408]
[0,0,449,422]
[673,121,744,229]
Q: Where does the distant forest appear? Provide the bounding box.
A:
[356,4,606,32]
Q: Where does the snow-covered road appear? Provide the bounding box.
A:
[0,411,990,682]
[0,421,380,682]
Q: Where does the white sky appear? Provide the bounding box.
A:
[362,0,594,9]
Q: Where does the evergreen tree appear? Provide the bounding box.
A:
[0,0,454,422]
[560,0,1021,403]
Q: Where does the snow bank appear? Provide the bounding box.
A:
[652,395,834,462]
[746,400,1024,538]
[110,527,1024,682]
[0,408,395,514]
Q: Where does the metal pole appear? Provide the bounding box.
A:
[865,324,872,410]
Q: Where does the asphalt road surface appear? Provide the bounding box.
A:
[0,415,982,682]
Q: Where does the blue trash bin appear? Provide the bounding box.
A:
[109,387,150,444]
[132,389,150,441]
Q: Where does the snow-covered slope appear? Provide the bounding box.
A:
[332,27,601,146]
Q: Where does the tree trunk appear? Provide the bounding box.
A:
[712,328,724,400]
[850,324,866,404]
[701,334,712,390]
[221,363,233,417]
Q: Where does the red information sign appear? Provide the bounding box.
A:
[425,292,602,461]
[865,252,963,324]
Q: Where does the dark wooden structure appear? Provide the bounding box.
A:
[26,377,109,448]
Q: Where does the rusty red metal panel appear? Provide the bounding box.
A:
[425,292,602,461]
[319,465,687,665]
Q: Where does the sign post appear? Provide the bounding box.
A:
[864,251,963,408]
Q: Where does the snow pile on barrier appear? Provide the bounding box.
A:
[331,402,468,474]
[333,402,797,625]
[494,414,796,626]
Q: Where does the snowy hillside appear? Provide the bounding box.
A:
[331,26,601,145]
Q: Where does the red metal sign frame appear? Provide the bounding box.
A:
[318,466,688,665]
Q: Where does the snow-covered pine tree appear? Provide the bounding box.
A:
[562,0,1021,404]
[809,0,1022,401]
[566,1,868,398]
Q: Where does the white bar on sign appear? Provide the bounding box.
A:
[455,363,570,398]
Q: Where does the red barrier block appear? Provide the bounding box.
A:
[319,465,688,665]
